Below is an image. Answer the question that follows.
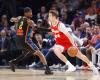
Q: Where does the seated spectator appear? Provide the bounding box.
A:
[85,7,97,25]
[60,12,68,24]
[71,12,85,30]
[50,2,58,10]
[37,6,47,21]
[56,0,67,10]
[0,15,9,31]
[86,25,100,63]
[0,29,10,65]
[37,19,43,28]
[89,25,100,47]
[60,4,68,16]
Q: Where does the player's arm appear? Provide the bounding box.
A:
[46,20,53,34]
[10,16,21,23]
[27,20,37,32]
[58,23,76,46]
[26,20,36,43]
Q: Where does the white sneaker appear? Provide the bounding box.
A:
[49,64,62,69]
[97,63,100,67]
[76,65,84,70]
[97,66,100,70]
[54,64,62,69]
[29,62,36,68]
[66,65,76,72]
[91,66,99,75]
[89,62,99,75]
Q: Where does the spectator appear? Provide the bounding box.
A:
[29,33,55,67]
[85,27,92,40]
[50,2,58,10]
[85,7,97,25]
[90,25,100,47]
[34,33,55,56]
[37,6,47,21]
[0,15,9,31]
[56,0,67,10]
[96,11,100,25]
[71,11,85,30]
[60,12,68,24]
[34,33,43,50]
[60,4,68,16]
[37,19,43,28]
[0,29,10,65]
[86,25,100,61]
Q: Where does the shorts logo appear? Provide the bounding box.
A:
[17,21,24,36]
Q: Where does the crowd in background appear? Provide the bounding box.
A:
[0,0,100,70]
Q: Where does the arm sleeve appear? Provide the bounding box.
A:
[58,22,76,46]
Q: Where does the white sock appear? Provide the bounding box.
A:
[88,62,93,66]
[88,62,96,69]
[88,61,99,75]
[66,60,74,68]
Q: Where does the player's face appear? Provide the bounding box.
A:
[26,10,33,18]
[48,13,53,22]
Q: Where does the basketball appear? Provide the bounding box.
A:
[67,47,78,57]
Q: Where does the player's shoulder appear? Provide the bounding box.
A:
[58,21,65,28]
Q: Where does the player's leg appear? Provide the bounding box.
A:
[34,50,53,74]
[34,50,47,66]
[27,42,53,75]
[52,45,76,72]
[76,49,99,74]
[9,47,31,72]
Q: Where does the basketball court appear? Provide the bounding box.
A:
[0,69,99,80]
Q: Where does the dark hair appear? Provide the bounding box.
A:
[49,10,59,18]
[24,7,32,13]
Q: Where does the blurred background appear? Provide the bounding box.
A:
[0,0,100,70]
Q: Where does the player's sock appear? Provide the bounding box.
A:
[88,62,99,75]
[66,60,76,72]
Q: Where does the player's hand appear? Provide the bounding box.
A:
[27,19,33,24]
[10,16,21,23]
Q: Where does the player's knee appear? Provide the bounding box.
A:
[34,50,40,55]
[53,47,61,54]
[53,46,58,51]
[35,50,44,57]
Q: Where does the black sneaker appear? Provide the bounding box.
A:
[9,59,16,72]
[45,69,53,75]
